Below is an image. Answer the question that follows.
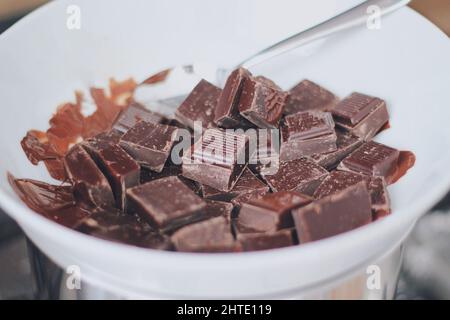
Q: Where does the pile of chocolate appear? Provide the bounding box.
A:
[10,68,414,252]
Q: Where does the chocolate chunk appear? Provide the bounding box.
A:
[64,144,115,208]
[238,75,288,128]
[230,187,270,209]
[309,129,362,169]
[81,130,123,153]
[338,141,400,183]
[126,176,207,232]
[332,93,389,141]
[369,176,391,220]
[90,144,140,211]
[261,158,328,195]
[119,121,179,172]
[112,103,164,133]
[201,168,267,201]
[214,68,253,128]
[202,200,234,222]
[182,129,249,191]
[237,191,312,233]
[140,165,182,184]
[280,111,337,161]
[77,209,172,249]
[284,80,339,115]
[171,216,238,252]
[175,79,221,130]
[238,229,295,251]
[293,182,372,243]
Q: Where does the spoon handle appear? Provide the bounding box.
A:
[238,0,410,69]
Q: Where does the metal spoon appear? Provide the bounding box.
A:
[134,0,410,116]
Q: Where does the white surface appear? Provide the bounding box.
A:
[0,0,450,298]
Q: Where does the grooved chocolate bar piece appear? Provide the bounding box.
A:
[280,111,337,161]
[112,103,164,133]
[182,129,249,191]
[77,209,172,250]
[293,182,372,243]
[338,141,400,182]
[201,168,267,201]
[261,158,328,195]
[238,229,295,251]
[238,75,288,128]
[64,144,115,208]
[310,129,362,169]
[171,216,238,252]
[90,144,140,211]
[237,191,312,233]
[214,68,253,128]
[175,79,221,130]
[332,93,389,141]
[284,80,339,115]
[119,121,179,172]
[126,176,207,232]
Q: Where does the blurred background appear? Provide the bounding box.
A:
[0,0,449,300]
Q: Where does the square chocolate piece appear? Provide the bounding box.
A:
[230,187,270,209]
[332,92,389,141]
[214,68,253,128]
[64,144,115,208]
[284,79,339,115]
[119,120,179,172]
[238,75,288,128]
[237,229,295,251]
[280,111,337,161]
[126,176,207,232]
[309,129,362,169]
[175,79,221,130]
[112,103,164,133]
[237,191,312,233]
[171,216,238,252]
[293,182,372,243]
[261,158,328,195]
[182,129,249,191]
[338,141,400,182]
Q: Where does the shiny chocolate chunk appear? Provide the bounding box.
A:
[81,130,123,155]
[119,121,179,172]
[261,158,328,195]
[238,229,295,251]
[171,216,238,252]
[237,191,312,233]
[238,75,288,128]
[310,129,362,169]
[175,79,221,130]
[284,80,339,115]
[214,68,253,128]
[338,141,400,182]
[280,111,337,161]
[126,176,206,232]
[332,93,389,141]
[293,182,372,243]
[112,103,164,133]
[182,129,249,191]
[230,187,270,209]
[64,144,115,208]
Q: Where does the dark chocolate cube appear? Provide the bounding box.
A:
[126,176,207,232]
[237,229,295,251]
[293,182,372,243]
[182,129,249,192]
[171,216,238,252]
[280,111,337,161]
[64,144,115,208]
[332,93,389,141]
[284,79,339,115]
[112,103,164,134]
[261,158,328,195]
[119,121,179,172]
[237,191,312,233]
[338,141,400,182]
[238,75,288,128]
[175,79,221,130]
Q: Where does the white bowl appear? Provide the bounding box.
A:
[1,0,450,299]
